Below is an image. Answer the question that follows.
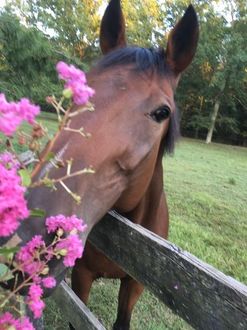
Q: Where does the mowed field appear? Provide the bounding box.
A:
[3,116,246,329]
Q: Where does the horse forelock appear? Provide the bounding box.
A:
[96,46,171,76]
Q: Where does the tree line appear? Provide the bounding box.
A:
[0,0,246,145]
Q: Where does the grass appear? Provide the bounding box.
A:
[2,117,246,329]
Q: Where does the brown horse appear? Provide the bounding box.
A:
[13,0,198,328]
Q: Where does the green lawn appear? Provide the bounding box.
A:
[2,117,246,329]
[42,132,246,329]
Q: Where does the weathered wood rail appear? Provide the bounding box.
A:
[51,211,247,330]
[53,281,106,330]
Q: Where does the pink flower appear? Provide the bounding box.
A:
[66,81,95,105]
[56,234,83,267]
[16,235,46,275]
[0,93,40,136]
[0,312,17,329]
[56,61,86,82]
[56,61,95,106]
[0,163,29,237]
[42,276,56,288]
[46,214,87,234]
[0,151,20,169]
[18,98,40,124]
[0,312,34,330]
[27,284,45,319]
[17,317,35,330]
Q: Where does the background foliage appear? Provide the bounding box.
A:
[0,0,246,144]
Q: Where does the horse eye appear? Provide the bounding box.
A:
[150,105,171,123]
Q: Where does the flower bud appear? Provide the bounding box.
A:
[63,88,73,99]
[59,249,68,256]
[29,140,39,151]
[18,135,26,145]
[46,96,55,104]
[32,123,45,138]
[56,228,64,237]
[41,266,49,275]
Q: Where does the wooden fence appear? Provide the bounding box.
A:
[48,211,247,330]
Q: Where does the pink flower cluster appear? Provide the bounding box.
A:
[56,234,83,267]
[15,235,56,318]
[0,94,40,136]
[27,284,45,319]
[13,215,86,319]
[46,214,87,233]
[56,61,95,105]
[0,312,34,330]
[16,235,46,276]
[0,162,29,237]
[46,214,87,267]
[0,151,20,170]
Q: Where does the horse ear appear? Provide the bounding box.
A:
[165,5,199,76]
[100,0,127,54]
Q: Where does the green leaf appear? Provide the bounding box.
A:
[0,263,14,281]
[0,247,19,255]
[3,272,14,281]
[18,169,31,187]
[30,208,46,217]
[0,263,9,277]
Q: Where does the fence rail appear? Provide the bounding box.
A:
[53,281,106,330]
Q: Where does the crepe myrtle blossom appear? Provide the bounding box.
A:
[0,163,29,237]
[46,214,86,267]
[15,235,46,276]
[15,216,86,278]
[0,312,34,330]
[46,214,87,234]
[55,234,84,267]
[0,93,40,136]
[42,276,56,289]
[56,61,95,105]
[0,151,20,170]
[26,284,45,319]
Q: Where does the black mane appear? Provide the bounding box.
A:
[96,46,180,154]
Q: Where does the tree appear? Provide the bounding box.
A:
[170,0,247,145]
[9,0,104,64]
[0,9,61,108]
[122,0,166,47]
[205,0,247,143]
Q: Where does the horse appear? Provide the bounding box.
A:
[10,0,198,328]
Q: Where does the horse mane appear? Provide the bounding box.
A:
[97,46,169,74]
[96,46,180,154]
